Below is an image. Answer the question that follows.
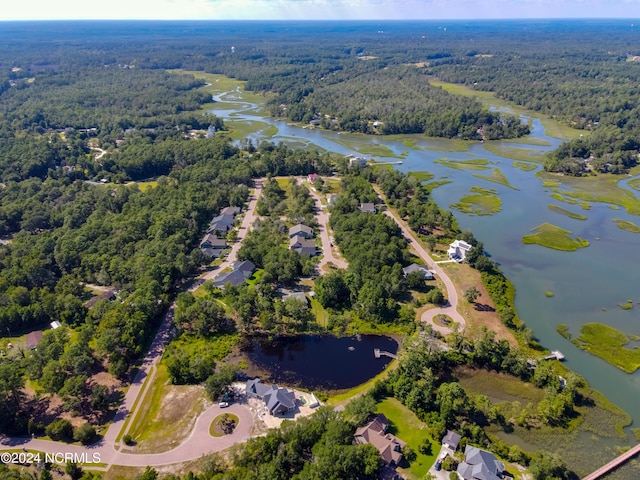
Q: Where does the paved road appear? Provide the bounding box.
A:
[2,184,264,467]
[2,404,253,468]
[302,179,348,273]
[380,207,466,333]
[197,179,264,286]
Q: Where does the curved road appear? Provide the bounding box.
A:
[380,208,466,333]
[2,184,263,468]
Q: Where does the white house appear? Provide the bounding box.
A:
[448,239,473,262]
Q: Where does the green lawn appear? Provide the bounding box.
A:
[310,298,329,328]
[522,223,589,251]
[375,397,438,479]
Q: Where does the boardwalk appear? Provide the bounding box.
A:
[374,348,398,359]
[582,443,640,480]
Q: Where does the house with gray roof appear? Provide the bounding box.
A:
[289,236,317,257]
[221,206,241,216]
[457,445,505,480]
[213,269,249,288]
[232,260,255,276]
[288,224,314,239]
[442,430,462,451]
[200,234,227,250]
[245,379,297,416]
[207,214,235,234]
[359,203,377,213]
[402,263,435,280]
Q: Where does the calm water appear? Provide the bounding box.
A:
[212,89,640,426]
[243,334,398,391]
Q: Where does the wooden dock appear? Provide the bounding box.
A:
[582,443,640,480]
[544,350,565,361]
[374,348,398,359]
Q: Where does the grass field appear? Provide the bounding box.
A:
[522,223,589,251]
[452,193,502,216]
[574,323,640,374]
[434,158,491,171]
[310,298,330,328]
[375,397,439,479]
[613,219,640,233]
[548,204,587,220]
[473,168,519,190]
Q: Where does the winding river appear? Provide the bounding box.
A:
[210,86,640,428]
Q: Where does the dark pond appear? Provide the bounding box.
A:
[242,334,399,391]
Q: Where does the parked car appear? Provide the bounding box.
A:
[218,401,229,408]
[434,460,442,471]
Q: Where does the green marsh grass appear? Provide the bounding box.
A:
[548,204,587,220]
[473,168,519,190]
[574,323,640,374]
[522,223,589,251]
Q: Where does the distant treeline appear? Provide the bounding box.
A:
[4,20,640,173]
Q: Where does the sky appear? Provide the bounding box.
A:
[2,0,640,21]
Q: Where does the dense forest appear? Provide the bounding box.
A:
[3,20,640,173]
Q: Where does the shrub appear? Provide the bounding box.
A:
[45,419,73,441]
[74,422,97,445]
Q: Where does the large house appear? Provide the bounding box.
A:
[288,224,314,239]
[456,445,505,480]
[200,234,227,250]
[402,263,435,280]
[448,239,473,263]
[207,213,235,234]
[246,379,297,416]
[289,236,317,257]
[213,260,255,288]
[354,414,406,466]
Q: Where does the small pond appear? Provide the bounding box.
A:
[242,334,398,391]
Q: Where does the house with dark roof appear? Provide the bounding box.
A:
[354,414,406,466]
[232,260,255,276]
[359,203,377,213]
[221,206,241,216]
[442,430,462,451]
[200,234,227,250]
[213,269,249,288]
[288,224,314,239]
[207,214,235,234]
[402,263,435,280]
[201,248,223,259]
[26,330,43,350]
[246,379,297,416]
[289,236,317,257]
[457,445,505,480]
[85,289,117,310]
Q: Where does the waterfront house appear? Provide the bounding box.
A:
[448,239,473,262]
[457,445,505,480]
[245,379,297,416]
[213,260,255,288]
